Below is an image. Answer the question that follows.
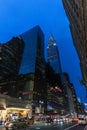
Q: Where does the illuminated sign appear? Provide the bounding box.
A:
[50,86,63,93]
[22,90,33,95]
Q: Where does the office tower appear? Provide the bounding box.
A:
[47,35,62,74]
[0,37,24,96]
[63,73,84,115]
[19,25,45,97]
[0,25,46,114]
[18,25,46,114]
[47,35,64,85]
[45,63,65,114]
[46,36,67,114]
[62,0,87,88]
[0,37,24,80]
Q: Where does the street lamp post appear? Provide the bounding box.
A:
[39,100,44,113]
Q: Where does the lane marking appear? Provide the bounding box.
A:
[64,124,79,130]
[36,127,40,129]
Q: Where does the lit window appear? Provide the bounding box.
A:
[53,43,56,46]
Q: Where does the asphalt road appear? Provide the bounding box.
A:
[0,123,86,130]
[30,122,86,130]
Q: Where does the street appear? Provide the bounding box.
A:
[30,122,85,130]
[0,122,86,130]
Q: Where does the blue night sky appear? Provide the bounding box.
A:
[0,0,87,103]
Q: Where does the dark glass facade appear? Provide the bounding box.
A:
[19,26,45,99]
[19,25,44,74]
[18,26,46,113]
[0,25,46,114]
[0,37,24,80]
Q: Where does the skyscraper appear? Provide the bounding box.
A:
[0,37,24,80]
[46,35,66,113]
[18,25,46,113]
[0,25,46,114]
[63,73,85,115]
[62,0,87,88]
[19,25,45,75]
[47,35,62,74]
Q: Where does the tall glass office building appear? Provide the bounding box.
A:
[0,25,46,113]
[19,25,44,74]
[18,26,46,113]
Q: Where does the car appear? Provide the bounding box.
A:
[78,118,87,125]
[4,118,27,129]
[72,117,79,122]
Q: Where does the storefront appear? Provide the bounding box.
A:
[0,94,32,121]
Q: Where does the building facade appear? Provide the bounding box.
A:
[46,36,67,114]
[0,26,46,114]
[0,37,24,80]
[62,0,87,88]
[63,73,84,115]
[18,26,46,114]
[47,35,62,74]
[0,37,24,95]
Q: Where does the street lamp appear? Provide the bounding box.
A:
[39,100,44,113]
